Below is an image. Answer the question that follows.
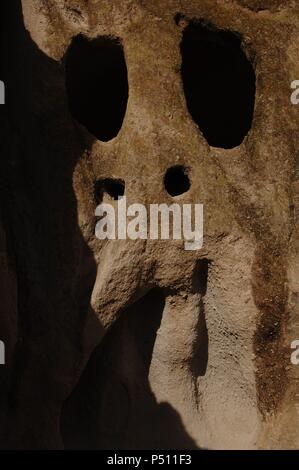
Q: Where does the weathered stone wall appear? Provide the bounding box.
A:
[0,0,299,449]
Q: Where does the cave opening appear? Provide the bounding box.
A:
[94,178,125,202]
[65,35,128,142]
[164,165,190,197]
[180,20,256,149]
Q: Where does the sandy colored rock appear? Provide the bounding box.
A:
[0,0,298,449]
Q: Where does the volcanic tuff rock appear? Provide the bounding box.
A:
[0,0,299,449]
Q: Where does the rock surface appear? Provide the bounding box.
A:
[0,0,299,449]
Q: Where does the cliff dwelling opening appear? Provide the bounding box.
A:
[65,35,128,142]
[180,19,256,149]
[94,178,125,202]
[164,166,190,196]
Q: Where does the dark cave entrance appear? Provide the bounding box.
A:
[180,19,256,149]
[65,35,128,142]
[164,166,190,197]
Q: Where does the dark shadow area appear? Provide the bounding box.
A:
[164,165,190,197]
[179,18,256,149]
[94,178,125,202]
[0,29,3,105]
[194,258,209,297]
[65,35,128,142]
[191,260,210,377]
[0,1,202,450]
[61,289,199,450]
[0,0,100,449]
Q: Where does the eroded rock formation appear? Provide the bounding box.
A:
[0,0,299,449]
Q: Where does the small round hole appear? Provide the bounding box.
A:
[164,166,190,197]
[95,178,125,202]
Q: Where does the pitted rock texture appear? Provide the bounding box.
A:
[0,0,299,449]
[232,0,296,12]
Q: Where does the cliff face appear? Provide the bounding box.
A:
[0,0,299,449]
